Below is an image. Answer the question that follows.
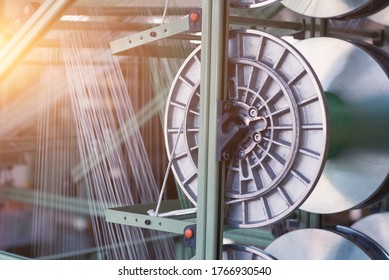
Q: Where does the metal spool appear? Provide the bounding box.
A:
[164,29,329,227]
[369,6,389,26]
[192,244,277,260]
[295,37,389,214]
[222,244,276,260]
[352,212,389,253]
[265,228,373,260]
[327,225,389,260]
[230,0,280,9]
[281,0,389,19]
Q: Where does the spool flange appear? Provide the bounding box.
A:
[295,37,389,214]
[265,228,373,260]
[281,0,389,19]
[230,0,279,9]
[164,29,328,227]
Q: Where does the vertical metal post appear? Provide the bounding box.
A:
[196,0,229,259]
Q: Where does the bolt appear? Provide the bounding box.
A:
[237,149,246,159]
[223,151,231,161]
[145,220,151,225]
[248,107,257,118]
[150,31,157,37]
[253,133,262,143]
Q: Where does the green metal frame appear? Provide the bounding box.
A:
[195,0,229,260]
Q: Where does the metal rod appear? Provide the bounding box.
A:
[0,0,77,81]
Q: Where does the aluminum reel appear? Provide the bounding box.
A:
[192,244,277,260]
[281,0,389,19]
[222,244,276,260]
[164,29,328,227]
[230,0,279,9]
[352,212,389,253]
[295,37,389,214]
[265,227,387,260]
[369,5,389,26]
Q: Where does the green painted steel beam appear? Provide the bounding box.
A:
[196,0,229,260]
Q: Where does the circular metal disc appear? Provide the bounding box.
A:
[230,0,279,9]
[369,6,389,26]
[265,228,372,259]
[222,244,277,260]
[352,212,389,253]
[328,225,389,259]
[341,0,389,19]
[164,29,328,227]
[295,37,389,214]
[281,0,371,18]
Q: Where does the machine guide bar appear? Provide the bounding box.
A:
[110,9,202,55]
[105,200,196,235]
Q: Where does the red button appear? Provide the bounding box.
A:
[184,228,194,239]
[189,12,200,23]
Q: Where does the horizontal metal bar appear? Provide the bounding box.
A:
[67,6,197,17]
[105,200,195,235]
[110,16,190,55]
[53,20,154,31]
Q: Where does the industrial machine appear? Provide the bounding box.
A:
[0,0,388,260]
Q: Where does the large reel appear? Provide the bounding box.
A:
[351,212,389,253]
[295,37,389,214]
[222,244,276,260]
[265,227,388,260]
[369,5,389,26]
[281,0,389,19]
[164,29,328,227]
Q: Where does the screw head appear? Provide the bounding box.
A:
[248,107,257,118]
[223,151,231,161]
[253,133,262,143]
[237,149,246,159]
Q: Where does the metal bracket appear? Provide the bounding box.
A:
[110,9,202,55]
[105,200,196,235]
[216,100,250,161]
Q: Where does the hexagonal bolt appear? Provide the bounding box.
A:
[248,107,257,118]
